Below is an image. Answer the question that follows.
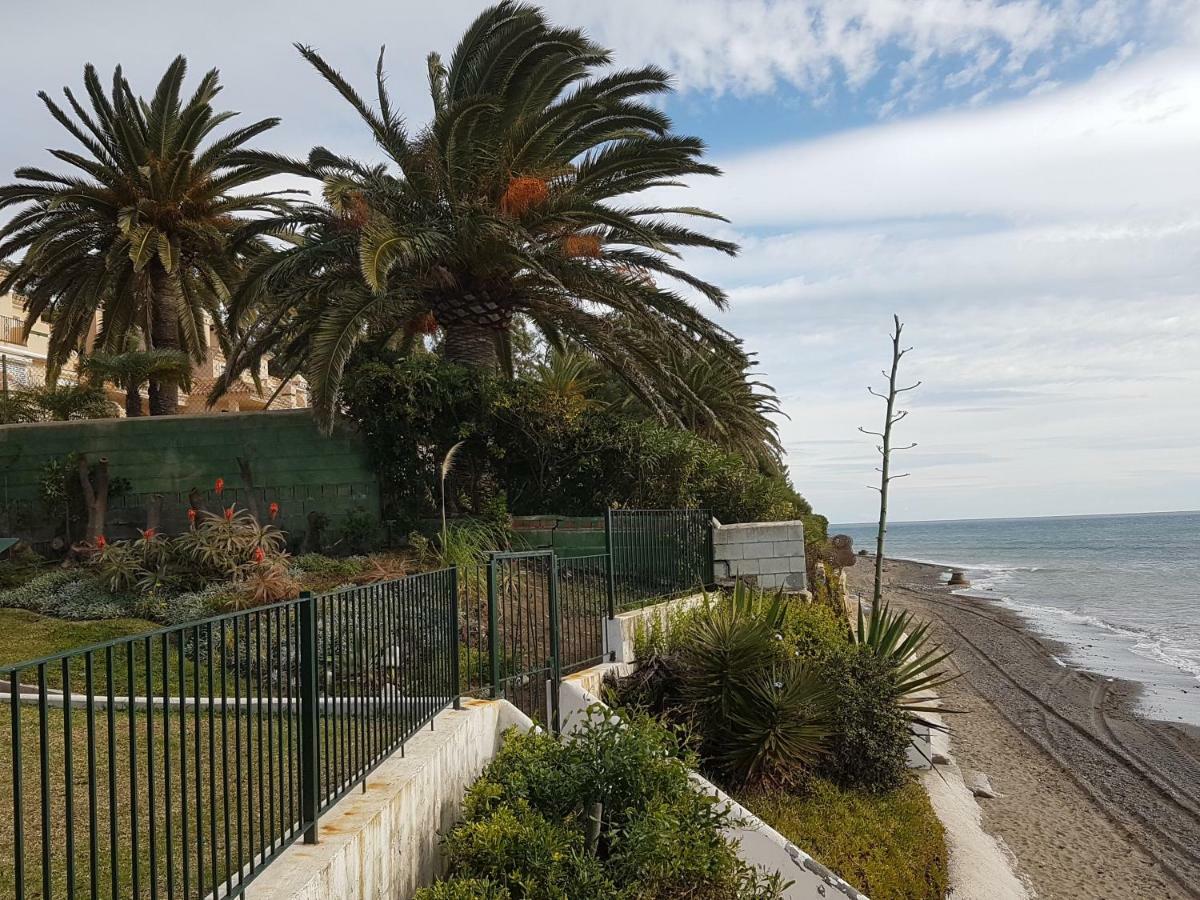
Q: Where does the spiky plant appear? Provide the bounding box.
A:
[854,601,956,721]
[0,57,291,414]
[218,2,740,429]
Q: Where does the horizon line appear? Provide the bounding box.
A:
[831,508,1200,528]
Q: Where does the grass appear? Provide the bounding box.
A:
[735,778,949,900]
[0,608,159,670]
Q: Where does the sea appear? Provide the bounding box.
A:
[835,511,1200,726]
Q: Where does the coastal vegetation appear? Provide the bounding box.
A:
[416,709,786,899]
[607,583,953,899]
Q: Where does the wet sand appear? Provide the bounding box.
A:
[846,557,1200,900]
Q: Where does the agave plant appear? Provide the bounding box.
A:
[854,600,956,720]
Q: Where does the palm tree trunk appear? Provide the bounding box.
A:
[442,323,499,370]
[125,379,142,417]
[148,267,181,415]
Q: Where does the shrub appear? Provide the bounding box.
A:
[332,507,382,555]
[817,645,913,793]
[736,779,949,900]
[429,710,783,899]
[340,353,814,528]
[0,544,46,590]
[414,878,511,899]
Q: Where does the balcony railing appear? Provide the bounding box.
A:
[1,314,26,346]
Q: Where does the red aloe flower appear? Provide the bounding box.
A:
[253,546,265,564]
[141,528,156,540]
[95,535,106,550]
[224,505,235,522]
[187,508,198,525]
[215,477,225,496]
[268,502,279,521]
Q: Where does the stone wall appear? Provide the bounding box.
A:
[711,520,808,591]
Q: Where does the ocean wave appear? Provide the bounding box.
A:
[1132,636,1200,681]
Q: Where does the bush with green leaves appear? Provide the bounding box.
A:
[0,569,134,620]
[339,353,816,529]
[816,644,914,793]
[420,709,784,900]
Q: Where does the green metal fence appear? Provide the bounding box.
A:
[1,569,459,900]
[0,508,712,898]
[607,508,713,611]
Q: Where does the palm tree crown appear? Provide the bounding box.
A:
[0,56,289,413]
[222,1,740,428]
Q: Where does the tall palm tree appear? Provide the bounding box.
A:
[221,2,740,428]
[81,346,194,417]
[0,57,290,414]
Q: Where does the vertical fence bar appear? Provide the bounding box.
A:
[604,509,617,623]
[449,567,462,709]
[299,591,320,845]
[487,556,500,699]
[547,555,562,734]
[10,668,24,899]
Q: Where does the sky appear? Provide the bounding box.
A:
[1,1,1198,523]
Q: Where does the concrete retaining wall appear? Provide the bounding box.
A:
[712,520,808,591]
[246,699,532,900]
[603,592,707,663]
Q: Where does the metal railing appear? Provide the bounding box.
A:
[0,508,712,898]
[1,570,459,900]
[1,315,26,346]
[607,508,713,611]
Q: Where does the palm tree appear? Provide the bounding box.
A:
[220,2,739,428]
[81,347,194,417]
[0,57,290,414]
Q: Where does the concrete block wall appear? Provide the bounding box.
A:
[712,520,808,591]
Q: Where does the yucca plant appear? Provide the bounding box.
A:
[854,601,956,721]
[717,664,833,788]
[677,582,833,787]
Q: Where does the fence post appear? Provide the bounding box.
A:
[547,553,562,734]
[487,555,501,699]
[449,567,461,710]
[298,591,320,844]
[604,509,616,620]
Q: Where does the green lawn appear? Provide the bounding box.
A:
[735,778,949,900]
[0,608,159,670]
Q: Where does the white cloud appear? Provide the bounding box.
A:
[674,43,1200,521]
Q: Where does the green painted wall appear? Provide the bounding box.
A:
[0,410,378,543]
[511,515,606,558]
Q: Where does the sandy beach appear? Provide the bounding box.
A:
[846,557,1200,900]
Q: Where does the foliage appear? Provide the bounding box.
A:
[0,569,134,621]
[0,384,117,423]
[673,584,834,787]
[341,354,812,529]
[855,601,955,721]
[0,56,287,413]
[218,3,740,430]
[91,505,295,608]
[293,553,368,577]
[414,879,511,900]
[80,347,193,416]
[330,506,382,555]
[0,544,46,590]
[736,779,949,900]
[426,710,784,899]
[816,645,914,793]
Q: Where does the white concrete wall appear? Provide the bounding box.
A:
[712,520,808,591]
[246,699,532,900]
[603,591,707,663]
